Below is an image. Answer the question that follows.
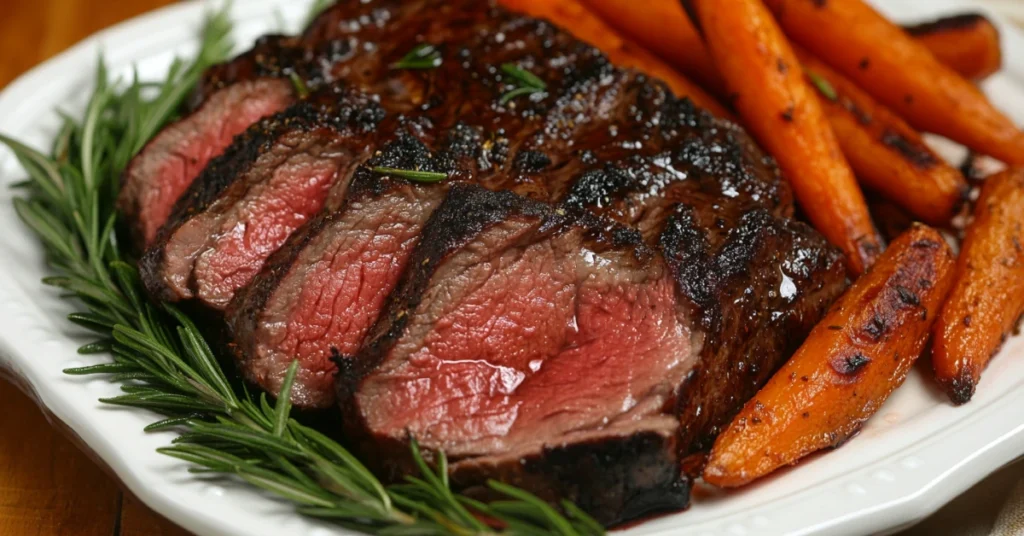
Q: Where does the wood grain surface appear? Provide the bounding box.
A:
[0,4,189,535]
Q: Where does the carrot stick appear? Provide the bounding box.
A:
[579,0,995,95]
[704,224,956,487]
[686,0,882,274]
[796,48,968,226]
[904,14,1002,82]
[932,168,1024,404]
[762,0,1024,165]
[579,0,725,95]
[498,0,730,118]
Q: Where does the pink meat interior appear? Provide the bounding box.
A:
[357,219,700,457]
[161,130,357,310]
[125,79,293,246]
[250,187,446,408]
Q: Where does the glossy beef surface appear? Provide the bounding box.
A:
[225,1,647,407]
[139,85,384,310]
[130,0,849,526]
[119,79,293,249]
[346,186,699,523]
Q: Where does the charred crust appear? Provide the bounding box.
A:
[895,285,921,307]
[903,13,986,36]
[880,129,937,168]
[839,96,873,126]
[660,204,718,326]
[945,369,977,405]
[832,353,871,375]
[512,149,552,173]
[862,313,888,341]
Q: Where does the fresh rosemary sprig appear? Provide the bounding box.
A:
[0,3,601,535]
[499,63,547,105]
[392,44,443,70]
[372,166,449,183]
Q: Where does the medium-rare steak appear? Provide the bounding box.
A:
[130,0,849,524]
[227,133,461,408]
[224,2,641,408]
[344,185,699,523]
[139,85,384,310]
[132,0,470,251]
[119,78,294,249]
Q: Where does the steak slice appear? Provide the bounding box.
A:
[119,78,294,249]
[139,85,385,311]
[224,4,643,408]
[226,133,464,408]
[344,185,699,524]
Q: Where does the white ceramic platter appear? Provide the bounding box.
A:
[1,1,1023,535]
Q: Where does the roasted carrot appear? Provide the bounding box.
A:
[498,0,730,118]
[932,169,1024,404]
[905,14,1002,82]
[578,1,994,95]
[686,0,881,274]
[796,48,968,226]
[579,0,726,95]
[704,224,956,488]
[762,0,1024,165]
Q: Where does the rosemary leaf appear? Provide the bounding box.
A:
[499,63,547,105]
[392,44,443,70]
[288,72,310,99]
[273,361,299,437]
[807,70,838,102]
[501,63,546,90]
[371,166,449,183]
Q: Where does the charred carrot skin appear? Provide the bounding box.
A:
[498,0,731,118]
[762,0,1024,165]
[704,224,955,488]
[686,0,882,274]
[932,169,1024,404]
[904,14,1002,82]
[796,49,968,226]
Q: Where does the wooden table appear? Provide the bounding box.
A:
[0,4,190,535]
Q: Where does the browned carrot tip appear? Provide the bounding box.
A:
[932,168,1024,404]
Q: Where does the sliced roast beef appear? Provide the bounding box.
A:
[226,133,463,408]
[139,85,384,311]
[119,78,294,249]
[343,185,698,524]
[132,0,849,523]
[223,3,643,408]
